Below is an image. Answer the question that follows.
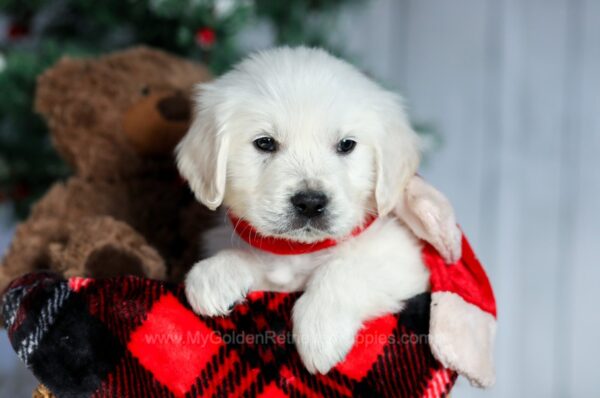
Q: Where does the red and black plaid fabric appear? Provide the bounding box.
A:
[2,272,456,398]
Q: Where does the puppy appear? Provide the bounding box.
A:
[177,47,444,374]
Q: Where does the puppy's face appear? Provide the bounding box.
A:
[177,47,419,242]
[224,102,376,242]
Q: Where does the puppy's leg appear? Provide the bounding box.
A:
[185,250,256,316]
[293,248,429,374]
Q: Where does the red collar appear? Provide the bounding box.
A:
[228,213,378,255]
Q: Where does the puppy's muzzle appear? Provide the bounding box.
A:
[291,190,328,219]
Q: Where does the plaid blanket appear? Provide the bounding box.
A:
[2,272,455,398]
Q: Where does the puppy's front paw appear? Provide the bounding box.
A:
[185,257,253,316]
[292,294,361,374]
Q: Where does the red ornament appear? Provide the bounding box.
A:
[8,22,30,40]
[195,27,216,49]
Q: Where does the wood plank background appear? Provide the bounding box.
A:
[339,0,600,396]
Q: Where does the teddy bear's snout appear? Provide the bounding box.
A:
[123,90,195,155]
[156,93,191,122]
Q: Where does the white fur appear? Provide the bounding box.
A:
[396,175,462,263]
[177,47,430,374]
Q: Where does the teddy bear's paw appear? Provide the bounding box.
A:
[185,257,253,317]
[292,294,361,374]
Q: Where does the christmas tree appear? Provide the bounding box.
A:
[0,0,363,218]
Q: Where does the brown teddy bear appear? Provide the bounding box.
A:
[0,47,217,294]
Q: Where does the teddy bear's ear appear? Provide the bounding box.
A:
[121,46,213,88]
[35,57,117,175]
[176,83,229,211]
[35,57,112,128]
[35,55,148,177]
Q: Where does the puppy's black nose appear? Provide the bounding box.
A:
[291,191,328,218]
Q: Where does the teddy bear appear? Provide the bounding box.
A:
[0,47,217,294]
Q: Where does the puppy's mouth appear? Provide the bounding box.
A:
[271,215,333,242]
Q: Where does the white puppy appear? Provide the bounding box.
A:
[177,47,434,374]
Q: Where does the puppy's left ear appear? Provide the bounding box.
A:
[176,85,229,210]
[374,94,420,216]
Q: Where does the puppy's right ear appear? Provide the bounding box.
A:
[176,86,229,210]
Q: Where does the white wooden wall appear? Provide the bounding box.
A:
[339,0,600,396]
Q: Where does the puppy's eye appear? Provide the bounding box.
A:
[336,138,357,154]
[254,137,278,153]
